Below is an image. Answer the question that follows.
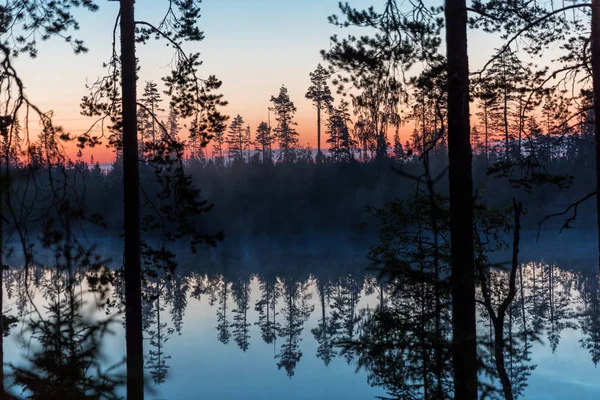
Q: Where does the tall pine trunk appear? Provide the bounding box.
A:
[0,164,4,396]
[503,67,510,161]
[317,104,321,162]
[592,0,600,269]
[445,0,477,398]
[120,0,144,398]
[518,97,523,158]
[484,104,489,166]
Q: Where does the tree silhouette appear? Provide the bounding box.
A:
[255,122,274,165]
[311,278,337,366]
[143,281,172,386]
[270,86,299,163]
[77,1,228,396]
[470,0,600,269]
[445,1,478,397]
[165,273,189,336]
[407,63,447,156]
[471,50,536,162]
[305,64,334,163]
[139,81,164,158]
[8,280,124,399]
[326,100,356,163]
[215,275,231,345]
[330,275,362,364]
[579,272,600,365]
[227,115,246,164]
[254,274,281,345]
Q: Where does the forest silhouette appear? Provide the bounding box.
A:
[0,0,598,399]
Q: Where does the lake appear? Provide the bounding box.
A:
[2,233,600,399]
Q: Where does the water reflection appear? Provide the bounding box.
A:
[3,260,600,399]
[5,266,124,399]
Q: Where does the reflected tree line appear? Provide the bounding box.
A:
[3,260,600,398]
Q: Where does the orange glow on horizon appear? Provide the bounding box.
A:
[56,115,416,164]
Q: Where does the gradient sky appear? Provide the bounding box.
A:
[13,0,506,163]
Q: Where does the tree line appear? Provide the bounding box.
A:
[0,0,599,399]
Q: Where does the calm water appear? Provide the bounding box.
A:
[3,247,600,399]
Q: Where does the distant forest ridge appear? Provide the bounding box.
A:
[17,129,595,243]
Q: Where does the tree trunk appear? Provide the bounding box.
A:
[317,104,321,162]
[120,0,144,397]
[591,0,600,269]
[493,314,514,400]
[503,69,510,161]
[445,0,477,398]
[519,263,528,357]
[484,104,489,166]
[0,166,4,396]
[495,200,521,400]
[518,97,523,158]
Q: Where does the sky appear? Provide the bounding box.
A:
[12,0,506,163]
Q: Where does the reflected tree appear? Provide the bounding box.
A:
[215,275,231,345]
[345,282,453,400]
[578,272,600,365]
[8,275,124,399]
[544,264,574,353]
[231,277,252,352]
[330,274,363,363]
[254,273,281,345]
[142,276,172,386]
[311,277,337,366]
[165,273,189,335]
[276,278,314,377]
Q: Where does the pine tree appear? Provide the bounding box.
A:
[275,278,314,377]
[311,279,337,366]
[231,278,252,352]
[270,86,299,163]
[212,128,226,166]
[215,275,231,345]
[139,81,165,158]
[305,64,334,163]
[408,64,447,156]
[352,118,376,162]
[472,50,536,162]
[327,100,355,163]
[166,107,179,139]
[255,122,273,165]
[393,130,404,162]
[244,125,252,162]
[472,83,497,165]
[446,0,478,396]
[254,274,281,344]
[227,114,246,164]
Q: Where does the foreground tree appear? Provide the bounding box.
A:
[445,0,477,397]
[119,0,143,396]
[80,0,228,397]
[322,1,480,395]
